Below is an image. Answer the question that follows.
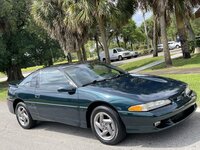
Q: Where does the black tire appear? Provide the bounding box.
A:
[176,45,180,49]
[90,106,126,145]
[118,55,123,61]
[102,58,106,63]
[15,102,37,129]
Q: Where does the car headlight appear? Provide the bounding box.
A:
[128,100,171,112]
[185,86,192,96]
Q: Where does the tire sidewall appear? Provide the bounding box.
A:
[15,102,35,129]
[90,106,126,145]
[118,56,123,61]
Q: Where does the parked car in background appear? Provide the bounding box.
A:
[168,41,181,50]
[128,50,139,58]
[157,41,181,52]
[7,63,197,145]
[100,48,132,62]
[157,44,164,51]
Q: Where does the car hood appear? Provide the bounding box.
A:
[85,74,186,102]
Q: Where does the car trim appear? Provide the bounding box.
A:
[25,101,84,108]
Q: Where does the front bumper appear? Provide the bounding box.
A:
[119,94,197,133]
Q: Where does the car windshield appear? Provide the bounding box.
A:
[63,64,125,86]
[116,48,124,52]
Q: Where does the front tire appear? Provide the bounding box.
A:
[15,102,36,129]
[90,106,126,145]
[118,55,123,61]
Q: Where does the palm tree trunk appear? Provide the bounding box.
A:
[184,17,195,42]
[116,35,121,47]
[98,15,111,64]
[153,11,158,57]
[159,0,172,67]
[175,6,191,59]
[81,44,87,61]
[67,52,72,63]
[142,9,150,50]
[77,49,83,62]
[94,35,100,61]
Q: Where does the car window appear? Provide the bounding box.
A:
[63,64,123,86]
[39,69,71,89]
[116,48,124,52]
[113,49,117,53]
[19,72,38,88]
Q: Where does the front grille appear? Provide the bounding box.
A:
[170,88,192,107]
[157,104,196,129]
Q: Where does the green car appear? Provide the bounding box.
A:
[7,63,197,145]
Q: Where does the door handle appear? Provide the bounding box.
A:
[35,94,40,99]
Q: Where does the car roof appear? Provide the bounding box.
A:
[36,61,105,72]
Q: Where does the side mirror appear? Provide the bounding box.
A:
[57,85,76,94]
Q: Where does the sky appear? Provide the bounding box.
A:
[132,10,152,27]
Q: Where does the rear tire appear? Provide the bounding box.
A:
[15,102,36,129]
[90,106,126,145]
[176,45,180,49]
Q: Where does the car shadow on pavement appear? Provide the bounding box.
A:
[34,121,95,139]
[33,111,200,148]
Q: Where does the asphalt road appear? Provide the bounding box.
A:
[0,102,200,150]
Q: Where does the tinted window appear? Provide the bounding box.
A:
[113,50,117,53]
[39,69,70,88]
[19,72,38,88]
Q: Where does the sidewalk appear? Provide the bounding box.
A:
[129,52,183,73]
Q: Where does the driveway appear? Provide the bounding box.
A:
[0,102,200,150]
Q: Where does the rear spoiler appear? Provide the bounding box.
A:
[8,80,21,88]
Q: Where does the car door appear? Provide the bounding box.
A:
[34,68,80,126]
[112,49,118,60]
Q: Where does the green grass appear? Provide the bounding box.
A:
[22,65,43,73]
[162,74,200,105]
[0,72,5,78]
[150,54,200,70]
[119,57,162,71]
[0,82,8,101]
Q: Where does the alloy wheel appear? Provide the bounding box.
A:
[93,112,117,141]
[17,106,30,127]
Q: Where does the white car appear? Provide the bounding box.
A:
[128,50,139,57]
[157,41,181,51]
[168,41,181,49]
[100,48,132,62]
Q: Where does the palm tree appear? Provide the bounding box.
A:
[139,0,159,57]
[66,0,137,64]
[158,0,172,67]
[172,0,200,59]
[31,0,88,63]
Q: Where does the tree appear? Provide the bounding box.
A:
[0,0,28,81]
[172,0,200,58]
[31,0,88,63]
[66,0,137,64]
[121,20,145,49]
[158,0,172,67]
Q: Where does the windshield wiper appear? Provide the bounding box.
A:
[82,79,107,87]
